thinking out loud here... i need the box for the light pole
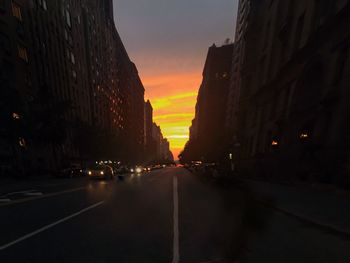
[229,152,234,172]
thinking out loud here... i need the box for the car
[129,166,143,174]
[135,166,143,174]
[87,165,114,180]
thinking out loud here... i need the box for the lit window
[12,2,22,20]
[18,46,28,62]
[19,137,26,148]
[300,133,309,139]
[13,112,21,119]
[271,140,279,146]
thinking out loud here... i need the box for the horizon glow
[114,0,238,158]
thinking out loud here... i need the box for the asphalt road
[1,167,350,262]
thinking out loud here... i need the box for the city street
[1,167,350,262]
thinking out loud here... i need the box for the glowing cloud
[143,72,200,158]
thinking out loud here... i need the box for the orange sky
[114,0,237,159]
[143,72,202,158]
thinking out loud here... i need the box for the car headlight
[100,171,104,175]
[88,171,92,175]
[130,169,134,173]
[136,167,142,173]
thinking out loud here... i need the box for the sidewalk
[240,178,350,235]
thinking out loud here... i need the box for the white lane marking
[172,176,180,263]
[0,201,105,251]
[23,192,43,196]
[0,198,11,203]
[4,190,36,196]
[0,187,86,208]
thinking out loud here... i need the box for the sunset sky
[114,0,238,158]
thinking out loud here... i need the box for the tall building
[161,138,174,162]
[0,0,147,175]
[144,100,155,161]
[0,0,34,174]
[151,122,172,162]
[225,0,255,137]
[226,0,350,183]
[123,62,145,162]
[185,43,234,161]
[152,123,162,160]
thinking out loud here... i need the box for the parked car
[87,165,114,180]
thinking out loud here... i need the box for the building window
[0,33,11,53]
[70,52,75,64]
[19,137,26,148]
[12,2,22,21]
[0,0,6,11]
[294,13,305,51]
[18,45,28,62]
[263,21,271,50]
[333,47,348,86]
[65,10,71,28]
[42,0,47,10]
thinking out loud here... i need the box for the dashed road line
[0,201,105,251]
[3,189,36,196]
[0,187,86,207]
[22,192,43,197]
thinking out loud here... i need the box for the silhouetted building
[161,138,174,162]
[152,123,162,160]
[144,100,155,161]
[186,43,234,161]
[124,62,145,163]
[151,122,172,162]
[225,0,253,137]
[0,0,147,175]
[226,0,350,184]
[0,0,35,175]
